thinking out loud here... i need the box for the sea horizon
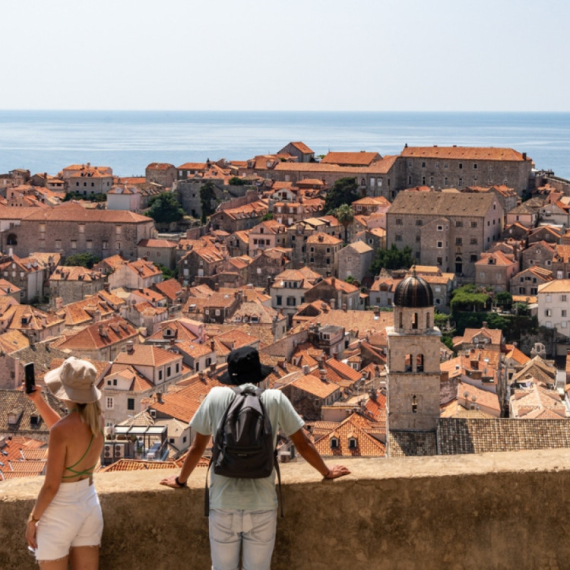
[1,110,569,179]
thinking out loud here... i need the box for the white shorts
[36,478,104,562]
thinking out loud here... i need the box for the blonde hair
[76,401,103,437]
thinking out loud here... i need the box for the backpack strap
[204,458,213,517]
[274,449,284,518]
[256,387,283,517]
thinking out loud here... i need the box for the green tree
[157,264,178,280]
[450,284,491,313]
[262,212,274,221]
[63,253,101,269]
[228,176,247,186]
[200,181,217,223]
[324,177,360,212]
[146,192,184,224]
[495,291,513,310]
[63,192,107,203]
[334,204,354,243]
[370,244,414,274]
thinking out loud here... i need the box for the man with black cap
[160,346,350,570]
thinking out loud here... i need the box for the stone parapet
[2,450,570,569]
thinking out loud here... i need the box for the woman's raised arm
[26,386,61,429]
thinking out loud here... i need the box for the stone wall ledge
[2,449,570,569]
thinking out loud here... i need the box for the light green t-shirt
[190,384,304,511]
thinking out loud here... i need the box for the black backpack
[204,386,283,516]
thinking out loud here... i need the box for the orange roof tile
[290,374,340,399]
[115,344,181,367]
[401,146,529,162]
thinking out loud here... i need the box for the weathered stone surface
[2,450,570,569]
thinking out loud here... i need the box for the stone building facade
[521,241,555,271]
[64,164,114,196]
[286,217,344,268]
[306,233,342,277]
[510,267,553,297]
[246,249,292,288]
[49,266,105,305]
[0,204,155,261]
[277,142,315,162]
[400,146,533,195]
[337,241,374,283]
[145,163,177,188]
[386,192,504,279]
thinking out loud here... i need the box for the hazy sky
[2,0,569,111]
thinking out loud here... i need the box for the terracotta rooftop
[313,414,385,457]
[538,279,570,294]
[290,374,340,399]
[153,279,183,302]
[437,418,570,454]
[114,344,181,368]
[401,146,530,162]
[389,191,498,217]
[289,142,314,154]
[137,239,178,248]
[321,151,382,166]
[53,317,138,351]
[18,202,152,223]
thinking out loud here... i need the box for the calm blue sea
[0,111,569,179]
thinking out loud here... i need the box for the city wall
[2,449,570,569]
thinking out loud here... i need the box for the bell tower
[387,270,441,432]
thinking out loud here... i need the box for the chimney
[373,305,380,316]
[329,298,336,310]
[523,152,527,161]
[319,368,327,382]
[93,309,101,323]
[210,340,216,351]
[156,392,163,404]
[98,324,104,337]
[302,364,310,375]
[482,321,488,329]
[126,341,134,354]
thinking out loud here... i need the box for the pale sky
[2,0,569,111]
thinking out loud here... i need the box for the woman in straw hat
[25,356,105,569]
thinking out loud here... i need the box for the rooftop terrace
[2,450,570,569]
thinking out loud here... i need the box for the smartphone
[24,362,35,395]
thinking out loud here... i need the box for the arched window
[412,313,418,329]
[399,311,403,329]
[405,354,412,372]
[412,395,418,413]
[416,354,424,373]
[426,313,431,329]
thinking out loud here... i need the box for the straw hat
[44,357,101,404]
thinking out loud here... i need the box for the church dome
[393,271,434,308]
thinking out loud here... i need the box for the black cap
[219,346,274,385]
